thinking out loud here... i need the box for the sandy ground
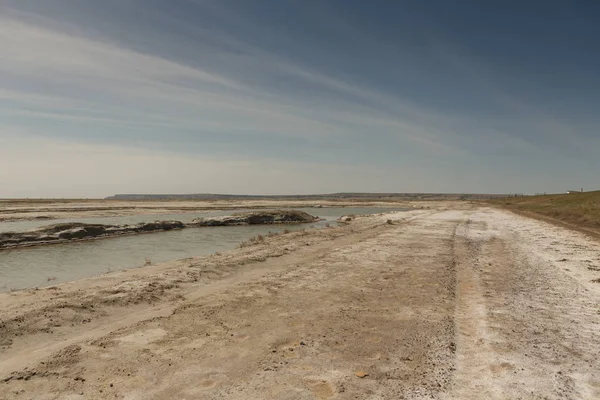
[1,203,599,399]
[0,200,417,222]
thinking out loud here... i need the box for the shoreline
[2,203,598,398]
[0,199,416,222]
[0,210,321,252]
[0,200,422,223]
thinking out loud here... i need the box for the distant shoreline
[105,192,508,201]
[0,198,424,223]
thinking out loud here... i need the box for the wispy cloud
[1,1,598,196]
[0,7,466,155]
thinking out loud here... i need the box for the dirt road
[1,205,599,399]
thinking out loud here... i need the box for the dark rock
[190,210,318,227]
[132,221,184,232]
[0,221,185,250]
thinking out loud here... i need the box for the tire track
[449,217,506,399]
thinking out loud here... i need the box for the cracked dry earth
[1,205,600,399]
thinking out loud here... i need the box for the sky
[1,0,599,197]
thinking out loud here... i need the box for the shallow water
[0,209,249,233]
[0,207,407,292]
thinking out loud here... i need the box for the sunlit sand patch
[306,379,335,399]
[116,328,167,346]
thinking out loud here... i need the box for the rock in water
[190,210,319,226]
[0,221,185,250]
[0,211,316,250]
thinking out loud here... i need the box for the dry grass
[239,229,299,248]
[489,190,600,232]
[239,234,266,248]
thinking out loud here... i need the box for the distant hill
[105,193,508,201]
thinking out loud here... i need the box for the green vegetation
[492,190,600,231]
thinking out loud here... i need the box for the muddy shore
[0,210,319,250]
[1,202,599,399]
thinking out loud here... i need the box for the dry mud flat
[1,204,600,399]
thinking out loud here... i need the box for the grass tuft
[239,234,266,248]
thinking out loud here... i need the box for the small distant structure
[566,188,584,194]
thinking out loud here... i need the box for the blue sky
[1,0,598,197]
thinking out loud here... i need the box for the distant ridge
[105,193,507,201]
